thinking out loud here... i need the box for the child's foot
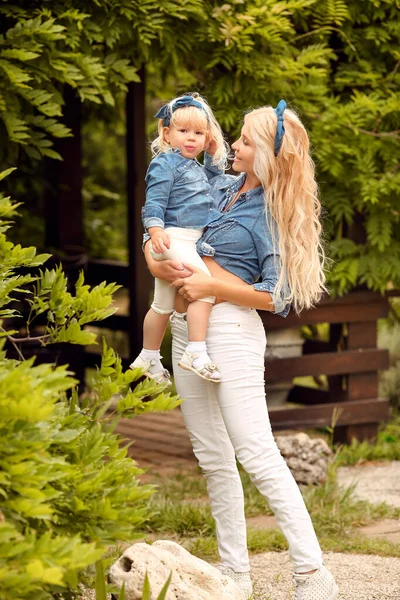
[130,352,172,387]
[178,345,221,383]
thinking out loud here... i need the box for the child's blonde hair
[151,94,228,169]
[245,105,327,314]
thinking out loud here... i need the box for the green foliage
[87,0,400,294]
[0,168,181,599]
[336,417,400,465]
[142,571,172,600]
[2,1,400,292]
[0,1,206,163]
[94,566,171,600]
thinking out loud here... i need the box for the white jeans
[170,303,323,573]
[150,227,214,314]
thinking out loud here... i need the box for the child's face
[164,123,207,159]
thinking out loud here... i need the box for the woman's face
[231,122,256,175]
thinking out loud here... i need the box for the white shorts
[150,227,214,315]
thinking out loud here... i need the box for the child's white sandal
[178,350,221,383]
[130,356,172,387]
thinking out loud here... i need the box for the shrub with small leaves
[0,168,181,599]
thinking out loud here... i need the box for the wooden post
[45,86,85,261]
[126,71,153,359]
[44,85,86,383]
[332,297,389,443]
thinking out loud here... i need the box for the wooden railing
[85,259,392,443]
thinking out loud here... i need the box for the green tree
[1,1,399,294]
[0,168,181,599]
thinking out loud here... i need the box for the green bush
[0,168,181,599]
[336,417,400,465]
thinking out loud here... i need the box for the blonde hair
[151,94,228,169]
[245,105,326,314]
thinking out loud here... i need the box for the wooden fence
[85,258,392,443]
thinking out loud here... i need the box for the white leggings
[170,303,323,573]
[150,227,214,315]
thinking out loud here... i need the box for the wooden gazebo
[45,79,391,444]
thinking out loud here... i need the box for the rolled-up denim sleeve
[253,215,291,317]
[142,155,174,230]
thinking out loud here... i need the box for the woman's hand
[153,259,193,283]
[172,264,216,301]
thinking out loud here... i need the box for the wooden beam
[126,72,153,359]
[347,322,377,350]
[269,398,390,430]
[45,85,84,255]
[86,259,130,287]
[260,298,389,330]
[43,85,85,384]
[265,348,389,382]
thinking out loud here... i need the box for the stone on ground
[108,540,244,599]
[276,432,333,485]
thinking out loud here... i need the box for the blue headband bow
[274,99,287,156]
[154,95,208,126]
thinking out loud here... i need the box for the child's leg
[143,308,170,350]
[182,300,221,382]
[186,300,212,342]
[130,276,174,384]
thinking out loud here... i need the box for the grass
[138,448,400,562]
[335,416,400,465]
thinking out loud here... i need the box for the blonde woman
[144,101,338,600]
[131,94,227,384]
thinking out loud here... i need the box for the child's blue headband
[154,95,208,126]
[274,99,287,156]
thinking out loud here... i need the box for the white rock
[276,433,333,485]
[108,540,244,599]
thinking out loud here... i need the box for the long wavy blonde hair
[245,105,326,313]
[151,93,228,169]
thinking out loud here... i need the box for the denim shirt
[197,161,290,317]
[143,153,290,317]
[142,148,220,230]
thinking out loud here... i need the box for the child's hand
[204,134,217,156]
[150,228,170,254]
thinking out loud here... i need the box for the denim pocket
[206,219,237,243]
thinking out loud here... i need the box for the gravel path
[250,551,400,600]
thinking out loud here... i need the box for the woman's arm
[172,265,276,312]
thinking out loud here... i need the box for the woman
[144,101,338,600]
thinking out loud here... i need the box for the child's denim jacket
[142,148,219,230]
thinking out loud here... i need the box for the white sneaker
[218,567,253,599]
[129,355,172,387]
[294,565,338,600]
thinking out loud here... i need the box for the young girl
[130,94,228,385]
[145,101,338,600]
